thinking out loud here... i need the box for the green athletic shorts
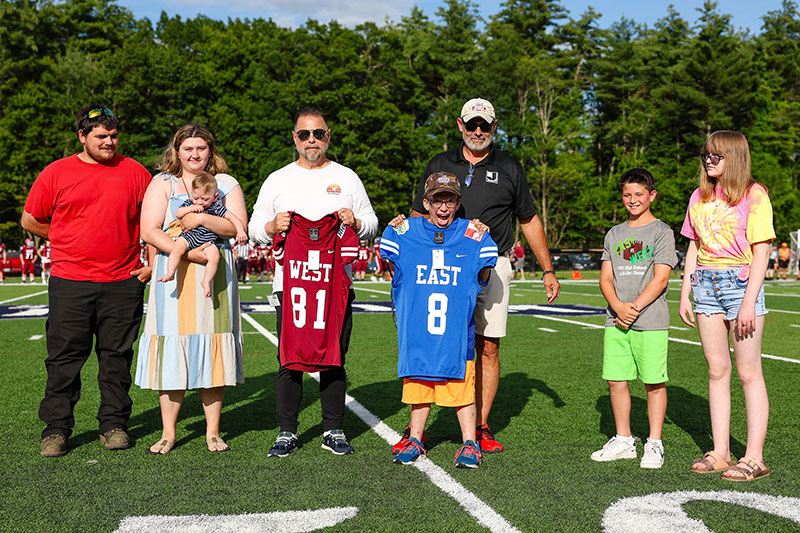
[602,327,668,384]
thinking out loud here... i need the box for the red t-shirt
[24,154,151,282]
[273,213,358,372]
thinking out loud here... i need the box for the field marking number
[115,506,358,532]
[603,490,800,532]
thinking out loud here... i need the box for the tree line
[1,0,798,248]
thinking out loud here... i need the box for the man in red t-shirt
[21,104,152,458]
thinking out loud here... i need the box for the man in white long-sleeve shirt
[250,107,378,457]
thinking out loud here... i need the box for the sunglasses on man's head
[700,153,725,165]
[464,120,494,132]
[87,108,114,119]
[294,129,329,141]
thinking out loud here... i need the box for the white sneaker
[640,439,664,469]
[591,436,637,462]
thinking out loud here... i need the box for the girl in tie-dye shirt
[679,130,775,482]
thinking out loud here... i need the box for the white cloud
[166,0,417,27]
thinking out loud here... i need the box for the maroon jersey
[357,246,370,261]
[272,213,358,372]
[22,242,36,261]
[38,243,51,262]
[139,242,148,266]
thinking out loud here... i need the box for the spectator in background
[777,242,793,280]
[0,239,6,283]
[20,237,37,283]
[37,240,51,284]
[513,240,526,280]
[233,239,251,283]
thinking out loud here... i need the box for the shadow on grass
[594,385,745,459]
[71,370,284,451]
[665,385,745,459]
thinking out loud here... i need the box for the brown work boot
[100,428,131,450]
[41,434,68,457]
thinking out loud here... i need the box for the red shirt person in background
[0,240,6,283]
[20,237,37,283]
[21,104,152,458]
[37,240,52,284]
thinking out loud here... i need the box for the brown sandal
[206,436,230,452]
[146,439,174,455]
[691,450,735,473]
[723,458,770,482]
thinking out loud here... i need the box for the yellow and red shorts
[401,359,475,407]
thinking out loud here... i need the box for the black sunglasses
[294,129,329,141]
[700,153,725,165]
[464,120,494,132]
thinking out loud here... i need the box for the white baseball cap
[460,98,495,123]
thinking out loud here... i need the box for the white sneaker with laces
[591,436,637,462]
[640,439,664,469]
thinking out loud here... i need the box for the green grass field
[1,276,799,532]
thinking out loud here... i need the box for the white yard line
[511,287,799,315]
[353,287,391,296]
[245,312,519,533]
[538,328,558,333]
[241,313,279,345]
[765,292,800,297]
[534,315,800,365]
[0,290,48,305]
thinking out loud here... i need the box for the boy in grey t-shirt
[592,168,677,469]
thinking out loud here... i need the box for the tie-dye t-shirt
[680,184,775,272]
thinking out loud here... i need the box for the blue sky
[116,0,786,33]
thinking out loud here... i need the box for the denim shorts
[691,268,766,320]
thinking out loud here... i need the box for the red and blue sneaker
[392,425,427,455]
[454,440,482,469]
[393,436,426,465]
[477,424,503,453]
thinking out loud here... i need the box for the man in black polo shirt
[404,97,561,454]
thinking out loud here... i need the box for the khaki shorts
[474,255,512,338]
[402,359,476,407]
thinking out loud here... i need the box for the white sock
[647,438,663,447]
[616,435,635,445]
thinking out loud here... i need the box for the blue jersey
[380,217,497,381]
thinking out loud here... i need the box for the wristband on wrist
[541,270,556,280]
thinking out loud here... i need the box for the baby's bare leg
[200,245,220,298]
[159,237,190,282]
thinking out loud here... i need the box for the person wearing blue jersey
[381,172,497,468]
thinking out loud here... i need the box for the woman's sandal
[691,450,736,473]
[722,457,770,482]
[146,439,175,455]
[206,436,230,452]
